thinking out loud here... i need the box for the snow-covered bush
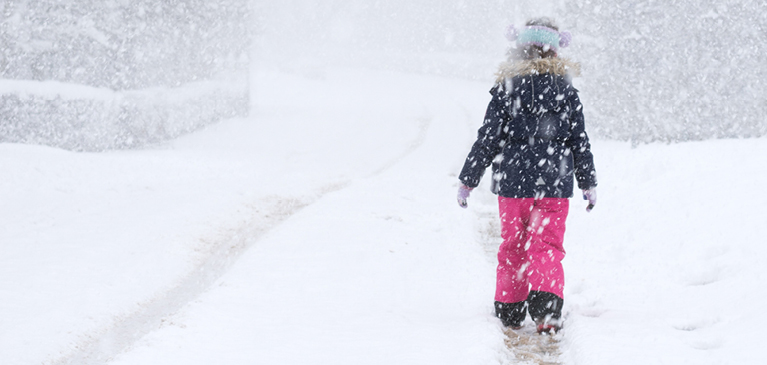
[0,0,250,151]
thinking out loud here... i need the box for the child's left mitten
[457,185,473,208]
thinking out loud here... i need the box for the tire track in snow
[369,115,431,177]
[48,194,321,365]
[48,115,432,365]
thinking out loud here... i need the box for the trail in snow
[106,70,503,365]
[48,72,441,365]
[504,329,562,365]
[370,116,431,177]
[0,67,496,365]
[1,67,479,365]
[51,195,311,365]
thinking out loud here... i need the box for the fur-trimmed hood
[495,58,581,82]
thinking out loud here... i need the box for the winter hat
[506,22,571,53]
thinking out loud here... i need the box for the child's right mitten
[582,188,597,212]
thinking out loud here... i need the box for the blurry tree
[258,0,767,143]
[563,0,767,143]
[0,0,251,151]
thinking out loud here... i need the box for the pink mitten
[457,185,473,208]
[582,188,597,212]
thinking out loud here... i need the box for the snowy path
[2,67,766,365]
[1,69,504,364]
[45,68,445,365]
[106,70,506,365]
[110,71,767,364]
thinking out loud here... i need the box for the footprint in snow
[690,338,725,350]
[683,268,723,286]
[672,317,719,332]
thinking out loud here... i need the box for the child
[456,18,597,333]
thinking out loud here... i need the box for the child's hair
[511,18,560,60]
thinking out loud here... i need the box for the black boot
[495,301,526,329]
[526,291,564,333]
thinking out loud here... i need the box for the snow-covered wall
[0,79,247,151]
[0,0,250,151]
[256,0,767,143]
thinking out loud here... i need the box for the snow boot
[527,291,563,333]
[495,301,526,329]
[536,321,561,334]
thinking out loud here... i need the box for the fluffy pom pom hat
[505,21,571,53]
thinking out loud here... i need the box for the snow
[3,1,767,364]
[0,1,249,151]
[3,65,767,364]
[0,78,248,151]
[563,139,767,364]
[0,79,118,100]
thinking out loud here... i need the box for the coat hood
[495,58,581,83]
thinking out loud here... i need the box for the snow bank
[562,139,767,364]
[0,78,248,151]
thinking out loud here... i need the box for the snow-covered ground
[564,138,767,364]
[2,66,766,364]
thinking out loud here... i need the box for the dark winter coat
[459,58,597,198]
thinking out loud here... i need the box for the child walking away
[456,18,597,334]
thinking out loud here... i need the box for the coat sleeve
[565,89,598,190]
[458,86,510,188]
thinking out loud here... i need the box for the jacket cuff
[459,177,480,189]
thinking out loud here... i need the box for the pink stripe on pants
[495,197,569,303]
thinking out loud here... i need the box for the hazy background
[0,0,250,151]
[1,0,765,149]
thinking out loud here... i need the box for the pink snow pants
[495,197,569,303]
